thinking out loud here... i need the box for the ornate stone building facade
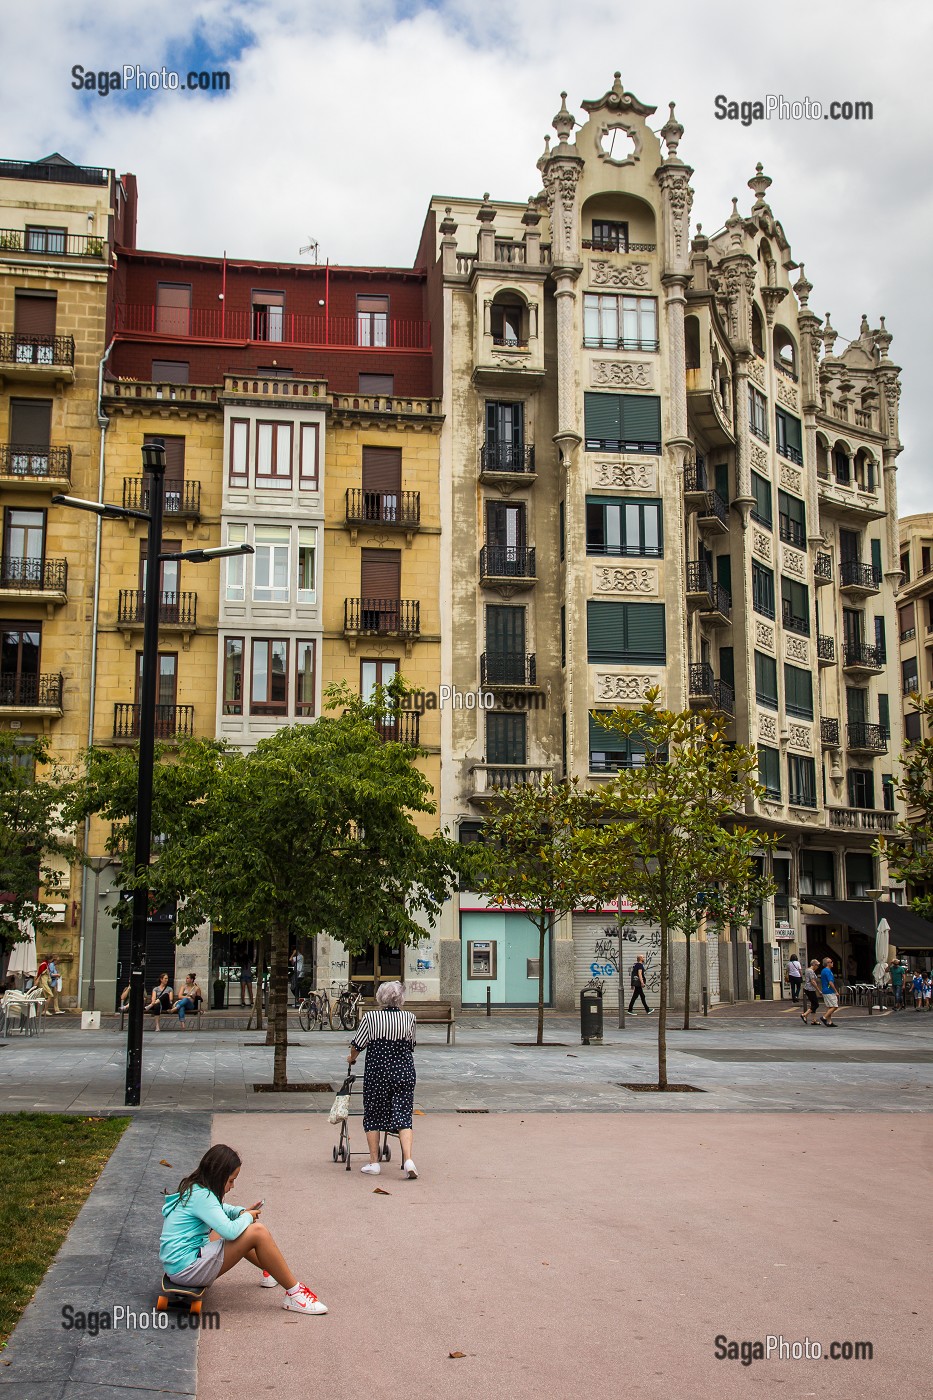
[419,76,906,1010]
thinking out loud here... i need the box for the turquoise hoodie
[160,1183,252,1274]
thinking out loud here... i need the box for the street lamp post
[54,441,252,1106]
[85,855,115,1014]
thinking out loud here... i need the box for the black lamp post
[54,440,252,1105]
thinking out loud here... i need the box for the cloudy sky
[4,0,928,509]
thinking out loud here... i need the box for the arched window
[773,325,797,377]
[751,304,765,358]
[490,293,527,347]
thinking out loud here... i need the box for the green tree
[589,696,775,1087]
[70,686,462,1087]
[877,694,933,916]
[0,734,77,949]
[470,774,619,1045]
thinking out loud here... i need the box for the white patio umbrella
[6,923,38,983]
[873,916,891,986]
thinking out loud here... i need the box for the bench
[358,999,456,1044]
[119,998,203,1031]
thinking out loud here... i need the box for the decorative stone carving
[594,673,662,703]
[782,548,805,579]
[593,565,657,595]
[787,723,812,752]
[750,443,769,472]
[590,260,650,290]
[755,620,775,652]
[719,260,757,341]
[784,635,809,664]
[656,166,694,260]
[776,376,799,411]
[752,529,772,563]
[758,713,778,741]
[591,458,658,490]
[747,357,765,388]
[591,360,654,390]
[779,462,802,495]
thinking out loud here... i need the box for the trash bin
[581,986,603,1044]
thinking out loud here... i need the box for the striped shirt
[351,1007,417,1049]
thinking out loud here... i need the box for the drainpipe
[76,337,115,1007]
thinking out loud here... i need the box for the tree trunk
[255,940,265,1032]
[271,919,290,1088]
[658,913,669,1089]
[264,936,275,1045]
[536,918,548,1046]
[683,930,691,1032]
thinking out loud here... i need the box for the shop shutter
[9,399,52,446]
[361,446,402,494]
[14,293,56,335]
[360,548,401,600]
[571,912,662,1010]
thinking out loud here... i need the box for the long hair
[173,1144,241,1208]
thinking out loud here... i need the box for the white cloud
[3,0,928,507]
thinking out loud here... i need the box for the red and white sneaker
[260,1271,278,1288]
[282,1284,328,1315]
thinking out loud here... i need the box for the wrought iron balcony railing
[778,514,806,549]
[847,723,887,752]
[842,642,882,670]
[0,332,75,367]
[344,598,421,637]
[0,557,67,591]
[781,601,810,637]
[375,711,421,745]
[122,478,201,515]
[0,443,71,479]
[817,635,836,663]
[480,652,537,687]
[479,545,536,581]
[821,717,840,746]
[0,673,63,708]
[839,560,881,591]
[814,552,833,583]
[345,489,421,528]
[113,703,195,741]
[479,442,535,474]
[0,228,106,258]
[117,590,198,627]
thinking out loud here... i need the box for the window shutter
[716,555,732,593]
[623,602,665,660]
[870,538,883,580]
[846,686,867,723]
[587,601,625,662]
[361,446,402,494]
[619,395,661,444]
[878,693,890,736]
[14,293,57,335]
[584,393,622,443]
[487,712,526,765]
[755,651,778,707]
[785,664,812,718]
[360,548,401,600]
[719,646,734,688]
[486,605,524,655]
[9,398,52,446]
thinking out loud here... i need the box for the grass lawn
[0,1113,129,1347]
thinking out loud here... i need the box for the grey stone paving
[0,1113,212,1400]
[1,1009,930,1114]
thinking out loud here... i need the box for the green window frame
[784,663,813,720]
[775,409,803,464]
[752,561,775,619]
[588,711,647,773]
[754,650,778,710]
[750,470,772,527]
[788,754,817,808]
[584,393,662,454]
[777,489,806,547]
[585,496,663,557]
[748,385,769,441]
[781,576,810,636]
[586,601,666,665]
[758,745,781,801]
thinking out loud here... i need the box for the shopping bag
[328,1094,350,1124]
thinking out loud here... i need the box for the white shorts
[165,1237,224,1287]
[823,993,839,1009]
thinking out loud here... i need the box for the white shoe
[282,1284,327,1315]
[360,1162,381,1175]
[404,1159,418,1179]
[260,1271,278,1288]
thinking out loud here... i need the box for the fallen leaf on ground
[414,1109,426,1116]
[449,1352,466,1359]
[373,1187,391,1195]
[159,1159,173,1168]
[542,1261,549,1266]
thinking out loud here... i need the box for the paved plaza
[1,1010,930,1399]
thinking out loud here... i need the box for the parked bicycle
[297,983,362,1032]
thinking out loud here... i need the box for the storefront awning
[804,899,933,950]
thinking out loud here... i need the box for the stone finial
[822,313,838,356]
[552,91,575,146]
[874,315,893,359]
[522,196,541,228]
[793,262,812,308]
[439,206,458,238]
[660,101,684,160]
[537,133,552,167]
[477,192,496,224]
[748,161,772,208]
[691,221,709,253]
[725,196,743,245]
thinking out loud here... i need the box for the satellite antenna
[299,236,319,263]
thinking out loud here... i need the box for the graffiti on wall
[589,925,662,992]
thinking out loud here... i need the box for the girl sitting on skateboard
[160,1144,326,1314]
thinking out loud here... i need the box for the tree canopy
[0,733,77,948]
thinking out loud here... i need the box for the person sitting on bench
[175,974,203,1028]
[143,974,173,1030]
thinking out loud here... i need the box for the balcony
[777,442,804,466]
[781,601,810,638]
[839,560,881,597]
[817,476,886,523]
[688,662,735,716]
[686,562,731,625]
[117,590,198,640]
[479,442,536,485]
[827,807,895,833]
[814,552,833,585]
[846,722,888,754]
[842,642,883,675]
[581,237,656,253]
[114,304,431,350]
[778,515,806,550]
[0,332,75,383]
[480,652,538,689]
[122,478,201,522]
[821,717,840,748]
[0,157,108,186]
[0,557,67,609]
[470,764,557,802]
[0,443,71,488]
[817,635,836,666]
[345,489,421,543]
[479,545,536,591]
[684,469,729,535]
[113,703,195,742]
[375,711,421,745]
[903,674,919,696]
[0,673,63,716]
[344,598,421,653]
[0,228,106,260]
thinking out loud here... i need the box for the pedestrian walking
[628,954,652,1015]
[800,959,821,1024]
[889,958,906,1010]
[911,969,925,1011]
[819,957,839,1027]
[160,1144,327,1314]
[239,958,254,1008]
[289,948,304,1008]
[787,951,803,1003]
[346,981,419,1179]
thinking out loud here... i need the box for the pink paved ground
[199,1113,929,1400]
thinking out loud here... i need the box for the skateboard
[156,1273,206,1314]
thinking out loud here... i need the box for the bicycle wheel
[317,995,331,1031]
[338,996,359,1031]
[298,1000,311,1032]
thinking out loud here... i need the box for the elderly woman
[347,981,418,1179]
